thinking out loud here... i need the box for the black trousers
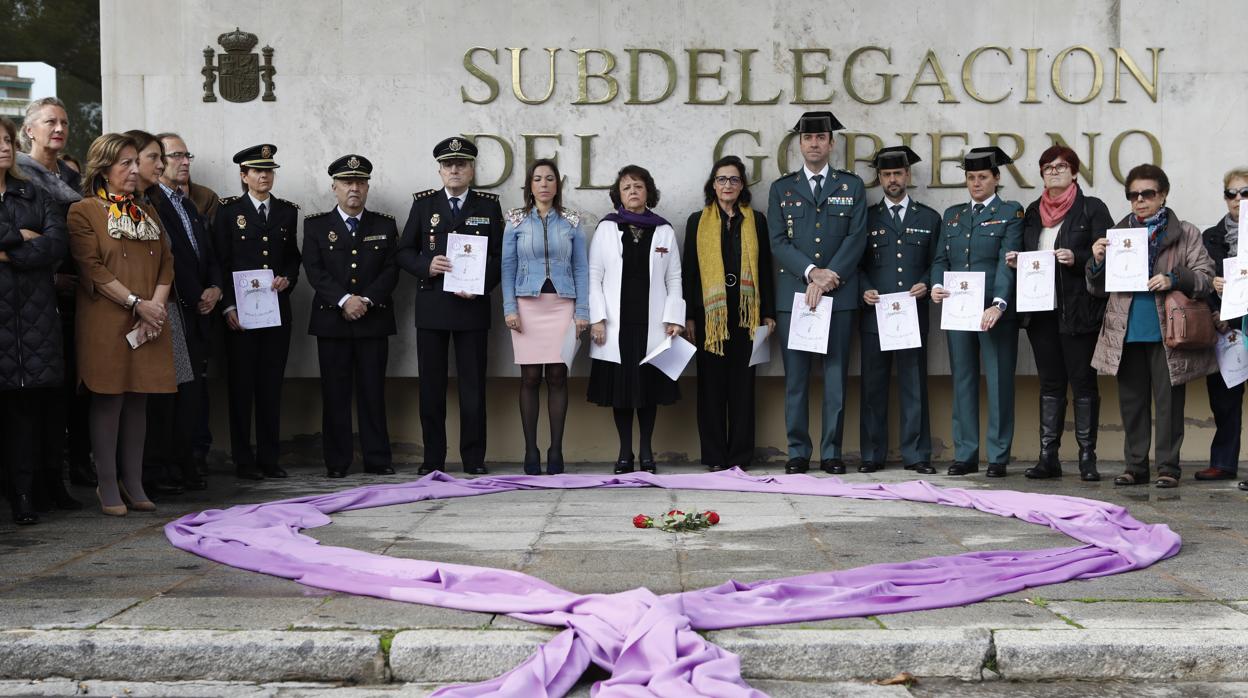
[1026,311,1099,400]
[145,358,207,478]
[317,337,392,472]
[225,322,292,468]
[1,388,52,501]
[1206,372,1243,474]
[417,327,487,467]
[54,312,90,467]
[695,326,756,467]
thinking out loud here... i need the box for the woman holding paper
[1205,167,1248,488]
[501,159,590,476]
[682,156,775,472]
[587,165,685,474]
[1007,145,1113,481]
[1087,164,1216,488]
[68,132,176,515]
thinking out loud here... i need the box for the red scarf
[1039,183,1078,228]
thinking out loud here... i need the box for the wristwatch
[125,293,140,310]
[993,300,1008,312]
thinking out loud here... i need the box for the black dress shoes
[639,459,657,473]
[913,462,937,475]
[903,463,918,471]
[1239,480,1248,491]
[614,458,635,474]
[326,467,348,479]
[784,457,809,474]
[986,463,1008,478]
[858,461,882,474]
[13,494,38,525]
[464,464,489,475]
[821,459,846,475]
[708,463,730,472]
[236,466,265,481]
[947,461,979,476]
[364,465,396,475]
[417,464,443,476]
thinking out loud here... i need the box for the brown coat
[67,198,176,395]
[1086,209,1217,386]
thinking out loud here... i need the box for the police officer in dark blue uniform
[930,146,1024,478]
[213,143,301,480]
[767,111,869,475]
[396,137,503,476]
[302,155,400,478]
[858,146,941,475]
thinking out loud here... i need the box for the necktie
[347,217,359,235]
[449,197,461,217]
[810,174,823,197]
[172,192,201,258]
[973,202,985,216]
[258,202,268,220]
[890,204,902,227]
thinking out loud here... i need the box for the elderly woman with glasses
[682,156,775,472]
[1206,167,1248,490]
[1087,164,1216,488]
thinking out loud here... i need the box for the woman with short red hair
[1008,145,1114,481]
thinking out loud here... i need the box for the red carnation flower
[706,511,720,525]
[633,514,653,529]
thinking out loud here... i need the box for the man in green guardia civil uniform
[930,146,1024,478]
[858,146,941,475]
[767,111,868,475]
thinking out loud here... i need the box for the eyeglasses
[1224,187,1248,200]
[165,152,195,161]
[714,176,743,186]
[1041,163,1071,175]
[1126,189,1159,202]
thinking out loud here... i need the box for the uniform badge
[431,213,441,227]
[841,183,848,191]
[786,218,794,239]
[328,231,338,242]
[347,155,360,169]
[449,138,462,152]
[236,214,247,229]
[261,145,272,158]
[428,234,436,250]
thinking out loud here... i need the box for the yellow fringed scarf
[696,203,760,355]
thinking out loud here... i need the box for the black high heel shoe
[523,449,541,476]
[546,449,564,476]
[639,458,657,474]
[613,457,635,474]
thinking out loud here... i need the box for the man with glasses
[157,133,219,222]
[396,137,503,476]
[1199,167,1248,486]
[767,111,868,475]
[858,146,941,475]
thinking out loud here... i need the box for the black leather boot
[1025,395,1065,479]
[1074,395,1101,481]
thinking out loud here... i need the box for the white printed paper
[875,292,922,351]
[940,271,986,332]
[639,334,696,381]
[1216,329,1248,388]
[232,269,281,329]
[1221,256,1248,321]
[748,324,772,367]
[786,293,833,354]
[1016,250,1056,313]
[560,321,581,369]
[442,233,487,295]
[1105,227,1149,293]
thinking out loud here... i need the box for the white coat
[588,220,685,363]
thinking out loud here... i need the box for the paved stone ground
[1,455,1246,696]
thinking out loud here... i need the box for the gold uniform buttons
[351,263,358,269]
[351,250,358,255]
[815,237,821,243]
[262,250,269,256]
[262,264,269,269]
[814,253,822,260]
[897,267,903,272]
[896,252,902,258]
[262,236,268,242]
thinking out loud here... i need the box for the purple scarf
[166,471,1180,697]
[602,207,670,229]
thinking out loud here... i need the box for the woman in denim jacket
[501,159,589,475]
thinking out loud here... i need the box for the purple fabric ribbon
[165,470,1180,697]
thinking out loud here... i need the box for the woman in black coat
[0,117,68,524]
[1007,145,1113,481]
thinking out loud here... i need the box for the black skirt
[587,325,681,408]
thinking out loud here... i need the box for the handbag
[1164,290,1217,349]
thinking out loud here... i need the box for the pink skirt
[511,294,575,365]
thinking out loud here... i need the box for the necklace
[629,225,643,244]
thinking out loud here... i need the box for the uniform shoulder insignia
[304,210,331,221]
[560,207,581,227]
[476,191,499,201]
[274,196,299,210]
[413,189,436,201]
[218,195,239,205]
[371,211,395,220]
[505,207,526,227]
